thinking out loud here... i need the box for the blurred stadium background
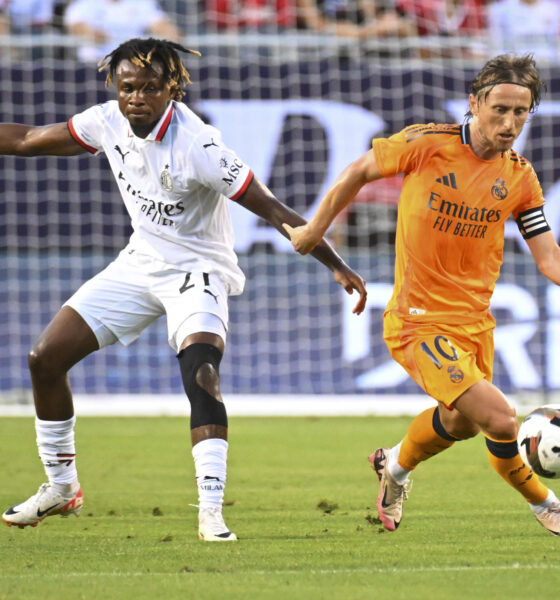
[1,5,560,415]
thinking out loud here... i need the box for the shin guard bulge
[485,437,549,504]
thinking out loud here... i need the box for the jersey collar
[128,101,174,142]
[460,123,471,145]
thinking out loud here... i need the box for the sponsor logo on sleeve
[221,158,245,186]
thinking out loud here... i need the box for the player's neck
[468,121,500,161]
[130,123,154,139]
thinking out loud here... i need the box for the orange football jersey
[372,123,546,326]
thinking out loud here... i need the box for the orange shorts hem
[384,313,493,407]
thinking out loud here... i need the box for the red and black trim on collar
[67,118,97,154]
[230,171,254,201]
[154,103,174,142]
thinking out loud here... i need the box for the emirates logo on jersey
[491,178,508,201]
[160,164,173,192]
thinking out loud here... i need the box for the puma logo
[203,138,218,149]
[114,145,130,163]
[204,289,218,303]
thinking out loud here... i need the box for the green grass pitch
[1,416,559,599]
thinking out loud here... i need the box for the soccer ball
[517,405,560,479]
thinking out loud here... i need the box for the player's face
[115,59,177,138]
[468,84,532,160]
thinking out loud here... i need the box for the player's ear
[168,83,181,101]
[468,94,478,117]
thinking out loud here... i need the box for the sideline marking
[2,563,559,578]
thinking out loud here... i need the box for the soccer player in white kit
[1,38,367,541]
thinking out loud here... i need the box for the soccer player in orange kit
[284,53,560,536]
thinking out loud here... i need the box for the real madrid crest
[491,178,508,201]
[160,164,173,192]
[447,365,464,383]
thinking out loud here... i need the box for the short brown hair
[467,54,545,117]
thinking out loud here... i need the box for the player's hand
[282,223,321,255]
[333,266,367,315]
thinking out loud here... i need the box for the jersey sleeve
[188,126,254,200]
[513,165,550,239]
[67,105,104,155]
[372,124,437,177]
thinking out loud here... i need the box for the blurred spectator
[0,7,9,34]
[52,0,69,31]
[158,0,197,35]
[331,176,402,248]
[64,0,182,62]
[296,0,416,38]
[487,0,560,63]
[396,0,486,57]
[0,0,54,34]
[396,0,485,36]
[205,0,297,32]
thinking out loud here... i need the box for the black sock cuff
[177,343,223,366]
[432,407,461,442]
[485,437,519,459]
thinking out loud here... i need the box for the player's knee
[447,420,480,440]
[28,344,64,380]
[436,405,479,440]
[194,362,222,402]
[484,412,519,441]
[177,343,227,429]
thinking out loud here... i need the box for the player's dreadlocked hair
[466,54,545,118]
[98,38,201,100]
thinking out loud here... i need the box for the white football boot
[370,447,411,531]
[3,483,83,529]
[198,507,237,541]
[533,501,560,536]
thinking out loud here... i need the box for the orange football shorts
[383,312,494,407]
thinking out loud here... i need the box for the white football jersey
[68,100,254,295]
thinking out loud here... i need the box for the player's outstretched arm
[526,230,560,285]
[0,122,86,156]
[283,149,383,255]
[235,176,367,314]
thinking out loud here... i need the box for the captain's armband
[516,206,551,240]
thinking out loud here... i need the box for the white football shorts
[64,249,229,353]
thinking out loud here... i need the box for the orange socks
[395,408,550,505]
[397,407,458,471]
[485,438,549,504]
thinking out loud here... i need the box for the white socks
[192,438,228,510]
[530,489,560,514]
[387,442,411,485]
[35,416,79,488]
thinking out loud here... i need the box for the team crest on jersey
[491,178,508,201]
[160,164,173,192]
[447,365,464,383]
